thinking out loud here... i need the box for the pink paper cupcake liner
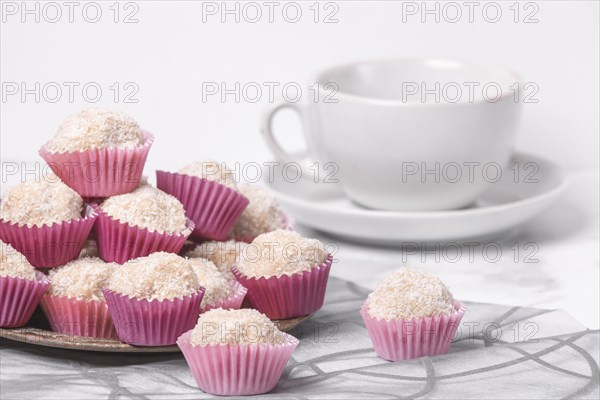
[232,254,332,319]
[102,288,205,346]
[199,281,247,313]
[40,294,116,339]
[39,132,154,198]
[156,171,249,241]
[232,212,295,243]
[92,204,194,264]
[0,272,50,328]
[0,205,97,268]
[360,300,466,361]
[177,330,298,395]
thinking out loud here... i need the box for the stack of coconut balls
[0,109,332,395]
[0,109,467,396]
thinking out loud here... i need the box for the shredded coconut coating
[190,308,284,346]
[0,176,83,227]
[367,268,455,320]
[185,240,247,278]
[100,186,188,234]
[236,230,328,278]
[0,240,36,280]
[108,252,200,300]
[178,161,238,190]
[49,257,116,301]
[188,258,234,307]
[230,184,285,239]
[47,109,144,153]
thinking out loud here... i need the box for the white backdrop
[1,1,598,168]
[1,1,599,327]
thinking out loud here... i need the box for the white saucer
[264,152,568,244]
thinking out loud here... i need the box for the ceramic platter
[0,309,310,353]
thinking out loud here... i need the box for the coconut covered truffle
[107,252,200,301]
[100,186,188,234]
[230,184,285,239]
[188,258,234,307]
[190,308,284,346]
[178,161,237,190]
[49,257,116,301]
[46,109,144,153]
[0,240,36,281]
[0,176,83,227]
[367,268,455,320]
[185,240,247,277]
[236,230,328,278]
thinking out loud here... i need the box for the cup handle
[261,100,311,166]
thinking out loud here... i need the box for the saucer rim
[265,151,568,219]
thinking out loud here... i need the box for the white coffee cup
[261,58,522,211]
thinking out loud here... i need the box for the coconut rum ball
[178,160,238,190]
[47,109,144,153]
[0,176,83,227]
[185,240,247,277]
[230,184,285,239]
[236,229,328,278]
[107,252,200,301]
[188,258,234,307]
[100,186,188,234]
[190,308,284,346]
[48,257,116,301]
[0,240,36,281]
[367,268,455,320]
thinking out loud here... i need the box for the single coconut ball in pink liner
[366,268,456,321]
[230,184,286,240]
[178,160,238,190]
[235,229,328,278]
[0,175,83,227]
[107,252,200,301]
[100,186,189,234]
[46,109,145,153]
[190,308,285,346]
[188,258,235,308]
[185,240,248,278]
[0,240,36,281]
[48,257,116,301]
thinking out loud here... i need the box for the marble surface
[1,277,598,399]
[0,278,600,399]
[0,168,598,399]
[319,169,600,330]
